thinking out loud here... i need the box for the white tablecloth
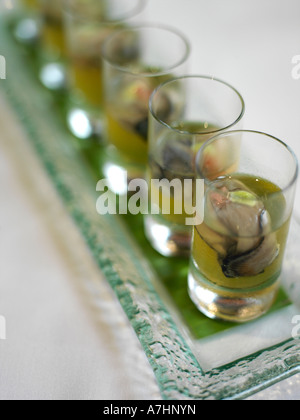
[0,0,300,400]
[0,96,161,400]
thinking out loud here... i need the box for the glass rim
[101,23,191,77]
[196,129,299,196]
[63,0,147,24]
[149,75,245,135]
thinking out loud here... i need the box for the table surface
[0,0,300,400]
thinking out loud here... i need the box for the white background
[0,0,300,400]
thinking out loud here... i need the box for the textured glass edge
[1,16,300,400]
[0,17,204,400]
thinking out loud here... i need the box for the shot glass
[63,0,146,140]
[102,25,190,194]
[188,130,298,323]
[39,0,67,90]
[145,76,245,257]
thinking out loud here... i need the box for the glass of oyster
[63,0,146,140]
[189,130,299,323]
[101,24,190,193]
[145,76,245,257]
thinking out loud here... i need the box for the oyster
[162,138,194,178]
[149,135,194,182]
[202,178,279,278]
[118,80,173,141]
[154,92,173,122]
[134,117,149,141]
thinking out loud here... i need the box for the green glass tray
[1,13,300,400]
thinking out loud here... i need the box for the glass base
[67,107,105,142]
[102,146,146,195]
[39,62,67,91]
[144,214,192,258]
[188,260,280,323]
[14,17,40,45]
